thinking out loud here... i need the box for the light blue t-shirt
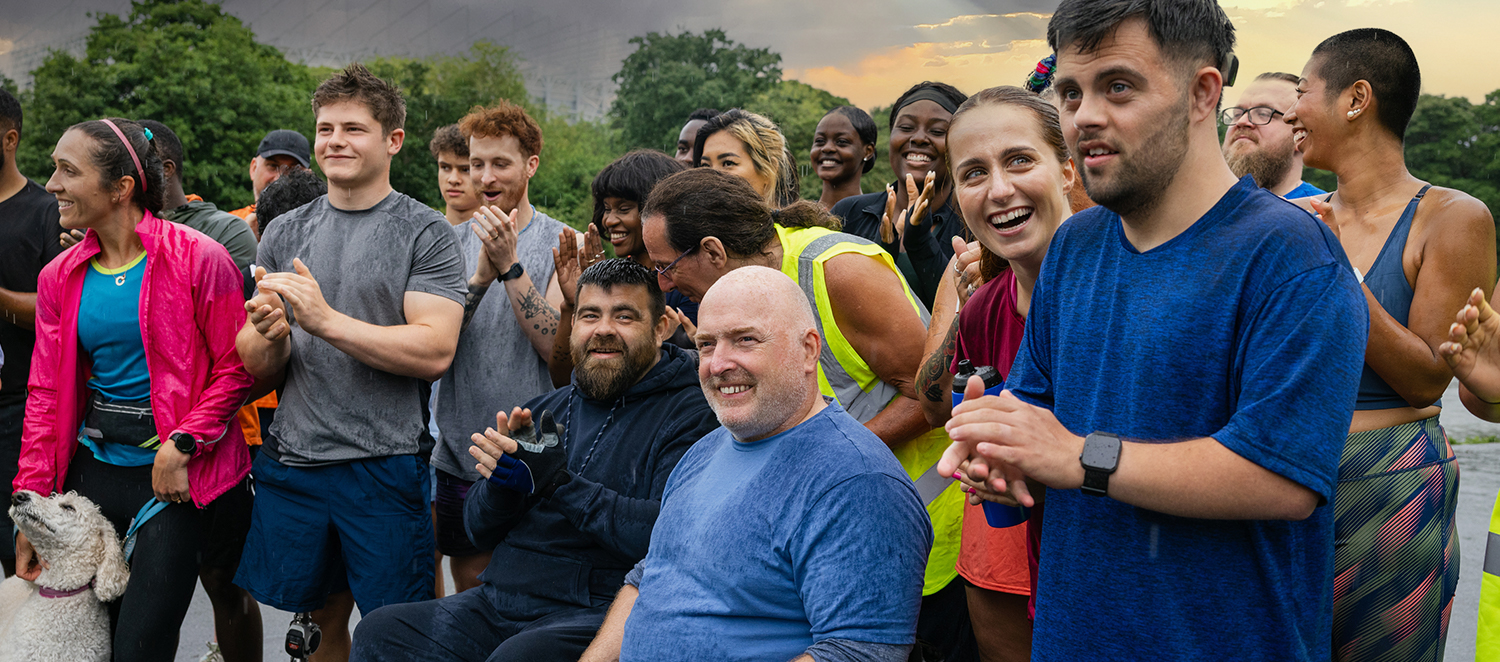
[78,252,156,466]
[620,404,931,662]
[1008,176,1367,660]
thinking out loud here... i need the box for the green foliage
[367,42,530,212]
[609,29,781,152]
[529,114,618,231]
[865,106,896,195]
[17,0,316,209]
[744,80,849,201]
[1406,92,1500,221]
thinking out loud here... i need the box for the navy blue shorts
[234,452,434,615]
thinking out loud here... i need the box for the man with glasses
[1220,72,1325,199]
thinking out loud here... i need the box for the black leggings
[64,451,203,662]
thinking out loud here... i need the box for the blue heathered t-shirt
[620,404,931,662]
[1008,176,1366,660]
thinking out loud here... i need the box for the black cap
[257,130,310,168]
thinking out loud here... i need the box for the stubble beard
[1077,94,1192,219]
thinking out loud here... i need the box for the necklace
[561,391,621,475]
[115,273,127,286]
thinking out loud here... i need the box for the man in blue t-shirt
[937,2,1367,660]
[580,266,932,662]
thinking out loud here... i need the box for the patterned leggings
[1333,416,1459,662]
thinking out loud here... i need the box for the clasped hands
[937,375,1087,508]
[246,258,339,340]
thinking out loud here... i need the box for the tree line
[4,0,1496,231]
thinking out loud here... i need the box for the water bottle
[952,360,1029,528]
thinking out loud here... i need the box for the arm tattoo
[462,281,491,331]
[518,285,560,335]
[918,313,961,403]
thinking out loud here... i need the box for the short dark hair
[459,99,544,158]
[644,168,838,259]
[257,167,327,234]
[1311,28,1421,140]
[889,82,968,130]
[312,63,407,135]
[591,150,685,237]
[136,119,184,181]
[576,258,665,321]
[825,106,879,174]
[429,124,469,159]
[1256,72,1301,86]
[1047,0,1235,76]
[71,118,166,214]
[0,88,22,138]
[687,108,721,122]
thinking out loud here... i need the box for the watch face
[1081,434,1121,470]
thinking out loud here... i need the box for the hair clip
[1025,54,1057,94]
[143,127,154,141]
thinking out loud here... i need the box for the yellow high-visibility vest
[776,223,963,596]
[1479,490,1500,659]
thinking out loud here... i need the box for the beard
[701,364,814,441]
[1076,94,1191,219]
[572,332,658,402]
[1224,136,1295,190]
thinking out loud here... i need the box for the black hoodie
[465,343,719,610]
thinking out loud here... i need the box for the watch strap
[1079,432,1121,497]
[499,262,525,281]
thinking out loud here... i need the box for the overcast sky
[2,0,1494,112]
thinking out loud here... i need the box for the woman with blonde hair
[691,108,800,207]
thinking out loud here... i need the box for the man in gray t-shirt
[236,64,466,637]
[430,100,571,592]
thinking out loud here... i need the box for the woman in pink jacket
[13,117,252,662]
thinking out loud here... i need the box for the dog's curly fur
[0,490,129,662]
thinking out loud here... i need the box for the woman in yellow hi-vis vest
[641,167,972,657]
[1440,288,1500,659]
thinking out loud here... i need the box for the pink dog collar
[38,580,93,599]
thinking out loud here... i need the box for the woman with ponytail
[14,118,253,661]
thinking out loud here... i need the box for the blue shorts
[234,452,434,615]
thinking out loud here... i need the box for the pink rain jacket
[17,210,253,507]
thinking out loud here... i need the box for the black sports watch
[498,262,525,282]
[1079,432,1121,497]
[170,431,199,455]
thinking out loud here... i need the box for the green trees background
[8,0,1498,231]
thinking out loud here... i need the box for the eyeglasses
[1219,106,1285,126]
[654,246,699,279]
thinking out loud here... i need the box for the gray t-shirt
[431,207,567,480]
[257,191,467,465]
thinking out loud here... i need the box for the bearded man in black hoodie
[350,259,719,662]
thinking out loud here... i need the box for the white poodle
[0,490,130,662]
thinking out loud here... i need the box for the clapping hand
[554,225,606,310]
[1441,287,1500,403]
[880,171,936,244]
[470,407,570,496]
[471,206,522,283]
[255,259,339,338]
[952,237,984,307]
[245,266,291,342]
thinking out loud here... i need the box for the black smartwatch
[1079,432,1121,497]
[170,431,198,455]
[498,262,525,282]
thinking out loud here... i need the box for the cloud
[790,39,1054,109]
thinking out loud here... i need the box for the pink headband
[99,119,145,193]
